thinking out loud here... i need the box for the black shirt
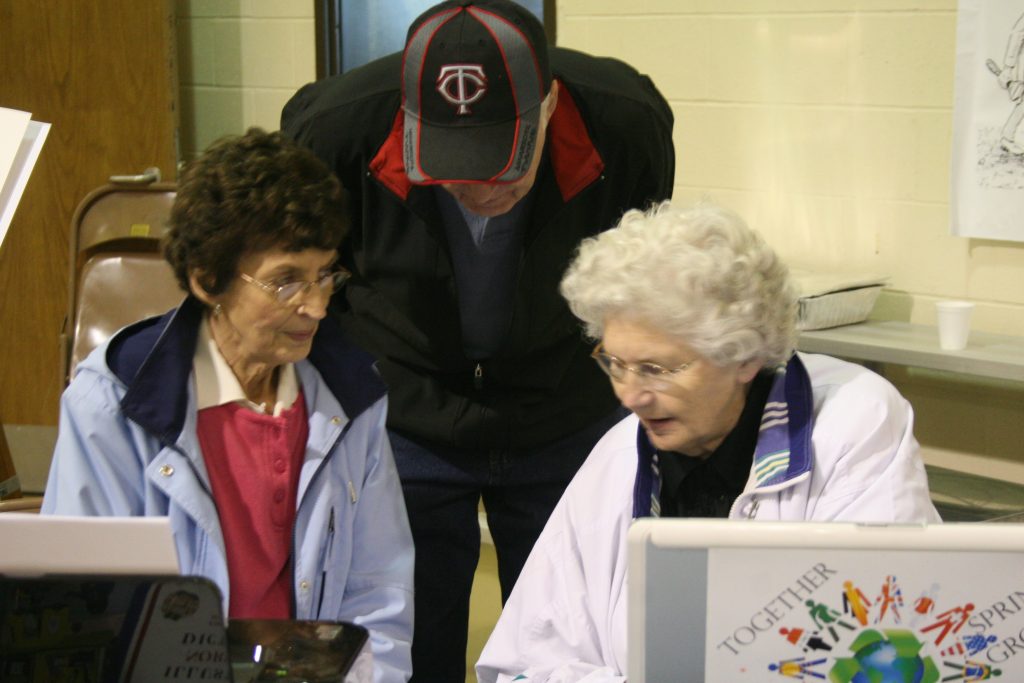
[658,371,774,518]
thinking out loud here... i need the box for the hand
[1011,80,1024,102]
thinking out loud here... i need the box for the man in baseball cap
[283,1,674,678]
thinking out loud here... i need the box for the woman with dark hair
[43,129,414,682]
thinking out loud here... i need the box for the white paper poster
[705,547,1022,681]
[0,107,50,251]
[951,1,1024,241]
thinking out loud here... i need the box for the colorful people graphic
[874,575,904,624]
[910,583,941,628]
[780,627,833,653]
[942,659,1002,681]
[842,581,872,626]
[961,634,997,657]
[806,599,856,642]
[765,580,993,683]
[922,603,976,646]
[769,656,828,679]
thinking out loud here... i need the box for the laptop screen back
[1,575,229,682]
[0,575,371,682]
[628,519,1024,682]
[0,516,371,681]
[0,513,179,576]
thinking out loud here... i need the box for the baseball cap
[402,0,552,184]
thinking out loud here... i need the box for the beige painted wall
[176,0,315,161]
[176,1,1024,482]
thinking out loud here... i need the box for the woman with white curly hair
[476,201,939,683]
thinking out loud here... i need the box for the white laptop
[0,514,372,681]
[628,518,1024,682]
[0,513,179,576]
[0,573,372,682]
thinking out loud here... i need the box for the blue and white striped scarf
[632,354,814,518]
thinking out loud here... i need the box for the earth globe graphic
[830,629,939,683]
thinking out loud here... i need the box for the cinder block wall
[176,0,315,161]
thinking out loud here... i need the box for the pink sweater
[197,393,308,618]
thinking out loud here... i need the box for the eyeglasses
[590,344,695,389]
[240,268,351,305]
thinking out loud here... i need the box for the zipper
[728,492,759,520]
[317,507,335,618]
[474,363,484,390]
[291,419,353,618]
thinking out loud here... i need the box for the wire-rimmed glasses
[590,343,695,389]
[240,268,351,305]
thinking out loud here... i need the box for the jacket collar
[107,296,386,444]
[632,354,814,518]
[367,79,605,204]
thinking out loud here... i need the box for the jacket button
[159,465,174,477]
[331,416,341,425]
[299,580,310,591]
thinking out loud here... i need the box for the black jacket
[282,47,674,451]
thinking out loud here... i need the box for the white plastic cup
[935,301,975,351]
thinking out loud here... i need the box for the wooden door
[0,1,178,426]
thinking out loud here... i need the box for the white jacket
[476,353,940,683]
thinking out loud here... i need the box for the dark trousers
[389,407,628,683]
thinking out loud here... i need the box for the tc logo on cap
[436,64,488,115]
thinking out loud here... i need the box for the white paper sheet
[0,107,31,191]
[951,0,1024,241]
[0,107,50,251]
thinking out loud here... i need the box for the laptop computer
[0,513,179,576]
[0,514,370,682]
[628,518,1024,682]
[0,574,370,682]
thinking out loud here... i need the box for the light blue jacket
[43,297,414,683]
